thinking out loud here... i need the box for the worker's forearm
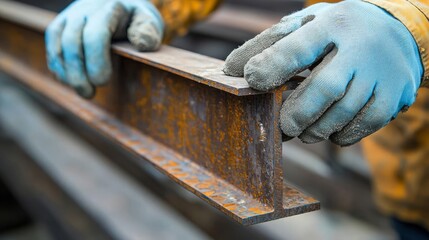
[150,0,222,41]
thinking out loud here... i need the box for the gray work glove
[46,0,164,98]
[223,1,423,146]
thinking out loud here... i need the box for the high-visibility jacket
[154,0,429,229]
[150,0,220,40]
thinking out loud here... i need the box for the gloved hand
[46,0,164,98]
[223,0,423,146]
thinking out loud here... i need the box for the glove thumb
[127,3,164,51]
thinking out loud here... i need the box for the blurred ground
[0,206,396,240]
[253,210,396,240]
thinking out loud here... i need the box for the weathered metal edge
[0,52,319,225]
[111,44,260,96]
[112,44,303,96]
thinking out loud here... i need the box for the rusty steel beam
[0,0,319,225]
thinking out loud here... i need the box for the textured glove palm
[224,0,423,146]
[45,0,164,98]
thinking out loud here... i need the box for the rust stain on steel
[97,57,281,206]
[0,3,319,226]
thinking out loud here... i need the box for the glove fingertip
[298,133,324,144]
[280,102,303,137]
[329,134,360,147]
[128,20,163,51]
[65,70,95,98]
[222,63,244,77]
[244,59,279,91]
[75,85,96,99]
[224,46,255,77]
